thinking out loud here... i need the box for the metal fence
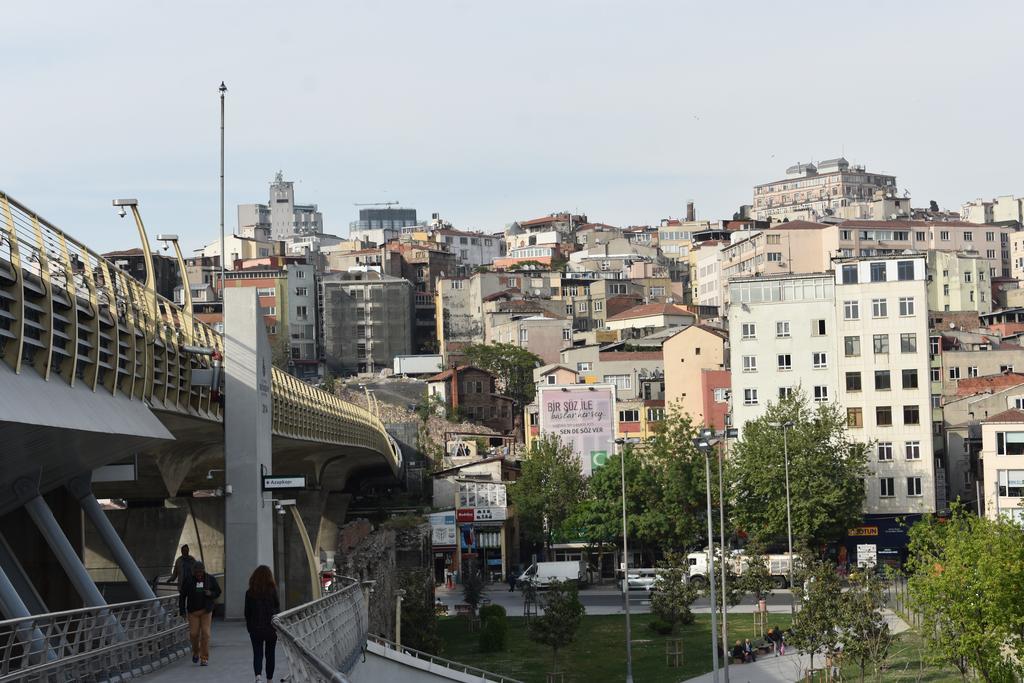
[886,574,923,629]
[366,634,525,683]
[273,577,368,683]
[0,594,186,682]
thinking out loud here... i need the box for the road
[437,583,796,616]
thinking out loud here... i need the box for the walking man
[179,561,221,666]
[169,545,196,591]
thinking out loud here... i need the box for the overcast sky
[3,1,1022,254]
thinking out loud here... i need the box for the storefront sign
[457,508,475,523]
[457,507,506,522]
[848,526,879,537]
[537,384,616,476]
[857,544,878,568]
[428,511,457,547]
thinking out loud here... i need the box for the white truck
[516,560,588,589]
[685,550,795,588]
[392,354,444,376]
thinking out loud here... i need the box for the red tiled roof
[520,214,568,227]
[426,365,495,382]
[606,302,694,322]
[954,373,1024,397]
[983,409,1024,424]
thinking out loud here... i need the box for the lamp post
[695,432,720,683]
[615,437,634,683]
[218,81,227,301]
[779,420,796,616]
[716,435,730,683]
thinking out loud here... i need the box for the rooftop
[982,409,1024,424]
[605,302,694,322]
[954,373,1024,397]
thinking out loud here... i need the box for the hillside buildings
[752,158,898,222]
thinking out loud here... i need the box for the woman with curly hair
[244,565,280,683]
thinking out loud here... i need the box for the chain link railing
[273,577,368,683]
[366,634,525,683]
[0,594,186,682]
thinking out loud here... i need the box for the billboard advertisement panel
[537,384,616,476]
[428,511,457,547]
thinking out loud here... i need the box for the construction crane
[353,201,400,207]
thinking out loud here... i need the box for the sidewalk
[144,619,290,682]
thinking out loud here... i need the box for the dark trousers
[249,629,277,678]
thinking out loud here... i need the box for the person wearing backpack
[245,565,280,683]
[179,561,221,666]
[169,545,196,591]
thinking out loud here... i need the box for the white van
[517,560,588,589]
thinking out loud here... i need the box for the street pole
[219,81,227,301]
[395,589,405,648]
[782,423,795,617]
[619,441,634,683]
[717,441,729,683]
[704,448,720,682]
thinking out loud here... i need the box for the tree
[320,373,337,395]
[726,391,869,548]
[905,508,1024,682]
[840,568,893,683]
[463,342,542,409]
[738,540,774,602]
[510,435,586,552]
[650,551,699,633]
[788,558,844,672]
[270,335,292,371]
[528,580,585,674]
[462,560,485,614]
[398,569,443,654]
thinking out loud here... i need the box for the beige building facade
[663,325,728,425]
[752,158,897,222]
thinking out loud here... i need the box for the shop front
[457,507,509,583]
[843,514,921,571]
[429,510,457,586]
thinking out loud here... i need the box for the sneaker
[200,659,208,666]
[192,656,199,664]
[255,676,263,683]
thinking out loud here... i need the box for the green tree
[320,373,337,395]
[461,560,485,614]
[527,580,586,674]
[788,558,844,671]
[650,551,699,633]
[840,568,893,683]
[463,341,542,409]
[726,391,869,548]
[738,540,775,602]
[906,508,1024,682]
[510,435,586,552]
[398,569,443,654]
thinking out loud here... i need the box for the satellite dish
[949,322,956,329]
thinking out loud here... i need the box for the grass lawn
[438,612,792,683]
[838,629,963,683]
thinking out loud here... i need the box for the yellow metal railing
[0,191,398,468]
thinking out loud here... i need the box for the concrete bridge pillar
[223,288,274,619]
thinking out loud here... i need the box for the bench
[454,603,474,617]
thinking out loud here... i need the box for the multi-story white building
[834,255,936,518]
[752,158,898,222]
[979,410,1024,523]
[728,272,838,429]
[961,195,1024,226]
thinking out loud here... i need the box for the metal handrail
[0,594,186,682]
[366,634,525,683]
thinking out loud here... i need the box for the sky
[3,1,1023,254]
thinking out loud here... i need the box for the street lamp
[694,431,721,683]
[773,420,797,617]
[614,437,634,683]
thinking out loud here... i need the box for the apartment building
[489,314,571,365]
[238,171,324,241]
[432,227,505,271]
[752,157,897,222]
[927,251,992,314]
[435,271,528,362]
[663,325,729,427]
[961,195,1024,226]
[979,410,1024,522]
[728,273,838,429]
[604,302,695,333]
[834,255,936,516]
[557,346,663,401]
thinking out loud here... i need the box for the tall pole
[219,81,227,300]
[717,441,729,683]
[783,425,795,617]
[704,449,720,682]
[619,442,634,683]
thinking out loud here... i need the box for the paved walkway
[146,619,290,682]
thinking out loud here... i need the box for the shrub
[478,606,508,652]
[478,604,507,622]
[647,618,675,635]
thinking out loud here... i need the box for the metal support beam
[0,564,54,665]
[0,532,48,616]
[66,475,156,601]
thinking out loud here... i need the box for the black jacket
[179,573,221,615]
[245,589,280,634]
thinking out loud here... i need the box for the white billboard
[428,511,457,547]
[537,384,616,476]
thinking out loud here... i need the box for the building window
[903,405,921,425]
[256,287,276,297]
[577,301,588,313]
[998,470,1024,496]
[778,387,794,399]
[996,432,1024,456]
[776,321,791,338]
[880,478,895,498]
[949,367,960,380]
[811,319,826,336]
[841,265,858,284]
[647,407,665,422]
[897,260,915,281]
[619,409,639,422]
[898,297,915,316]
[1014,398,1024,410]
[846,371,862,391]
[901,333,917,353]
[878,442,893,461]
[295,270,306,278]
[876,406,893,427]
[907,477,923,497]
[743,388,758,406]
[593,300,604,312]
[813,386,829,402]
[871,299,887,318]
[847,407,864,427]
[519,328,529,343]
[902,369,919,389]
[577,362,592,372]
[546,375,556,385]
[777,354,792,371]
[905,441,921,460]
[930,337,940,355]
[742,355,758,373]
[1001,365,1015,373]
[767,252,782,262]
[741,323,756,340]
[873,334,889,354]
[915,231,926,241]
[843,301,860,320]
[964,232,974,242]
[295,286,308,296]
[870,262,886,282]
[940,231,950,241]
[930,367,940,382]
[986,231,995,242]
[812,352,828,369]
[844,335,861,357]
[604,375,632,392]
